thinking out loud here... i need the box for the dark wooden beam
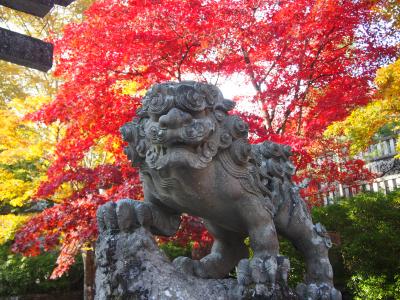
[0,0,75,71]
[0,0,75,17]
[54,0,75,6]
[0,27,53,72]
[0,0,54,18]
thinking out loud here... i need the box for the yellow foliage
[113,80,146,97]
[53,182,75,203]
[0,170,37,207]
[0,0,97,244]
[0,97,60,163]
[325,58,400,155]
[80,135,123,169]
[0,214,31,245]
[0,97,66,206]
[375,58,400,100]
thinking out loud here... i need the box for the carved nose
[159,108,192,129]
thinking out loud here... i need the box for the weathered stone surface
[0,27,53,72]
[96,82,342,300]
[95,227,298,300]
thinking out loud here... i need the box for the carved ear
[120,122,136,143]
[215,99,236,112]
[120,120,147,165]
[136,107,148,118]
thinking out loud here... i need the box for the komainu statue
[96,81,341,300]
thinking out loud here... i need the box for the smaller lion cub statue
[97,81,341,300]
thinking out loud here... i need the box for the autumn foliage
[12,0,396,276]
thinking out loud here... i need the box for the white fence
[362,136,397,162]
[319,174,400,205]
[314,136,400,204]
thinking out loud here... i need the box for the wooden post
[82,247,96,300]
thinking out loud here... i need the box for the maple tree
[325,59,400,155]
[0,0,96,284]
[0,96,67,244]
[326,0,400,156]
[11,0,396,277]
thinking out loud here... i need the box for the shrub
[312,190,400,298]
[0,243,83,296]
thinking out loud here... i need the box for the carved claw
[97,199,151,233]
[236,255,290,297]
[172,256,197,276]
[296,283,342,300]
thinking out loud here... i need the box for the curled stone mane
[120,81,252,169]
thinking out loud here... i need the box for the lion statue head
[121,81,251,169]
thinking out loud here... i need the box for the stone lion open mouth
[146,143,210,169]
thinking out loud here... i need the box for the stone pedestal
[95,227,298,300]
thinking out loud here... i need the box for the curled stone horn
[175,84,207,112]
[215,99,236,112]
[147,93,174,115]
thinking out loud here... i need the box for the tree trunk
[82,247,96,300]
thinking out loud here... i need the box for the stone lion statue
[97,81,341,300]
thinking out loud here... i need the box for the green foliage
[0,243,83,296]
[0,161,41,182]
[348,274,400,300]
[312,190,400,298]
[159,242,191,261]
[278,238,305,288]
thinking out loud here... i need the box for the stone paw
[236,255,290,297]
[296,283,342,300]
[96,199,151,233]
[172,256,198,276]
[173,255,232,279]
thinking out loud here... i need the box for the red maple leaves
[13,0,395,276]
